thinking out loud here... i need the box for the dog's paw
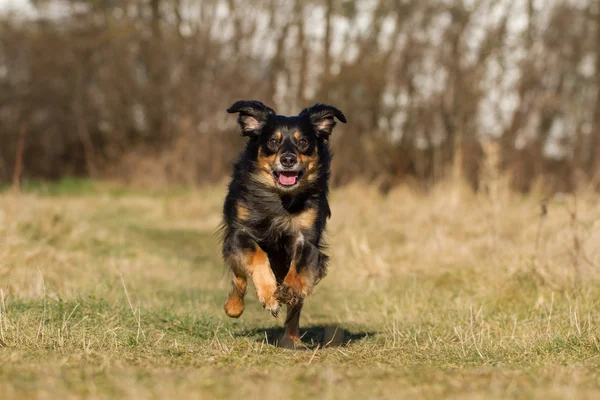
[256,290,280,317]
[277,334,302,349]
[274,284,303,306]
[224,295,244,318]
[262,296,281,317]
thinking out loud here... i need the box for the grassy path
[1,181,599,399]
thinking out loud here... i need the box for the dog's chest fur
[241,196,317,243]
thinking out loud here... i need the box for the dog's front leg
[223,232,280,317]
[275,235,320,306]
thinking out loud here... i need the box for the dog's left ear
[300,103,347,139]
[227,100,276,137]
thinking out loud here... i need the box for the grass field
[1,179,600,399]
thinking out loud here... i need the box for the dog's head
[227,100,346,193]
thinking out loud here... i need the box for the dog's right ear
[227,100,276,137]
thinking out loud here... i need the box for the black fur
[221,100,346,324]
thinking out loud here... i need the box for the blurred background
[0,0,599,193]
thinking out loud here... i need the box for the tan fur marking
[236,202,250,221]
[225,247,280,316]
[245,247,268,274]
[299,151,320,183]
[251,171,276,188]
[224,274,246,318]
[282,263,315,299]
[245,247,280,316]
[293,208,317,230]
[232,274,247,293]
[275,131,282,140]
[283,265,303,292]
[257,148,277,171]
[256,148,278,188]
[224,295,244,317]
[293,131,301,140]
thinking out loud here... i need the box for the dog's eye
[268,138,279,147]
[298,138,308,148]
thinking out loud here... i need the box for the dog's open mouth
[273,171,303,187]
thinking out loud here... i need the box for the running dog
[221,100,346,346]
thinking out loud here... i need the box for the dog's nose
[280,152,297,168]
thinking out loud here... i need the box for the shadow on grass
[239,325,376,349]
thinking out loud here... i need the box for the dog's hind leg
[278,301,303,348]
[286,301,303,339]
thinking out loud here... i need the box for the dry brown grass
[0,179,600,399]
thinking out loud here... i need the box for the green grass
[1,177,98,196]
[1,180,600,399]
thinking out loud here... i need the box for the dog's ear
[300,103,347,139]
[227,100,276,137]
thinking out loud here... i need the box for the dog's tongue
[278,172,298,186]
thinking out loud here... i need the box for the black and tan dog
[221,100,346,346]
